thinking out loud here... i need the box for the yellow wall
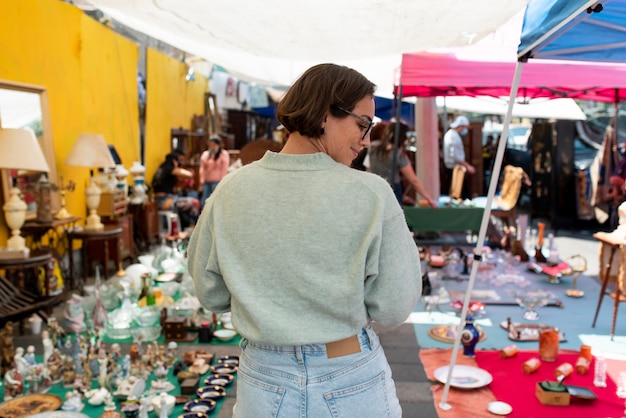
[0,0,207,245]
[144,48,209,183]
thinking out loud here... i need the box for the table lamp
[0,128,50,255]
[64,133,116,231]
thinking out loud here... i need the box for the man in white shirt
[443,115,475,197]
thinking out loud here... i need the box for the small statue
[42,329,54,365]
[4,362,24,399]
[48,317,65,350]
[97,347,108,388]
[24,345,36,366]
[62,390,84,412]
[14,346,30,377]
[60,294,87,334]
[0,321,16,375]
[46,348,64,383]
[63,355,76,387]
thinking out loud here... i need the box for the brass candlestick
[54,176,76,219]
[564,254,587,298]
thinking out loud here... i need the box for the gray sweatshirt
[187,151,421,345]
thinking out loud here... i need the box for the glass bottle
[539,327,559,362]
[594,356,607,387]
[92,266,107,332]
[144,273,156,306]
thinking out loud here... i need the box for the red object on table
[475,350,623,418]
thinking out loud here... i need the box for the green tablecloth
[403,205,484,232]
[41,352,237,417]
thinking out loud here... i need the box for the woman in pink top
[199,136,230,208]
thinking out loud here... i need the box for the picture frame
[0,80,59,220]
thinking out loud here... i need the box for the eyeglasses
[333,106,374,140]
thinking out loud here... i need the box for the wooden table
[68,226,123,292]
[403,205,484,233]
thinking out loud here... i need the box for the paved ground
[10,210,611,418]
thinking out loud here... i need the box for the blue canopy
[373,96,415,123]
[518,0,626,63]
[254,96,415,123]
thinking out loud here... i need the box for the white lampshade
[65,133,115,231]
[0,128,50,172]
[0,128,50,254]
[65,133,116,168]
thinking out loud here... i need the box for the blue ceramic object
[461,315,480,357]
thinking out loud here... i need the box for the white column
[414,98,440,200]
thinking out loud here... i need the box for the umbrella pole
[438,60,525,410]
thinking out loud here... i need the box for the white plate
[30,413,90,418]
[487,401,512,415]
[433,365,493,389]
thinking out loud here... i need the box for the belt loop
[363,324,376,349]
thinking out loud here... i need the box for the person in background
[198,136,230,209]
[151,152,200,230]
[367,121,437,207]
[483,134,497,191]
[187,63,421,418]
[443,115,475,198]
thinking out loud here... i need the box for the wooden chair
[0,274,64,334]
[592,232,626,340]
[472,165,530,227]
[435,164,466,207]
[449,164,466,201]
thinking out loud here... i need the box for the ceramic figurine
[13,346,30,377]
[42,329,54,365]
[46,348,65,383]
[0,321,15,375]
[63,355,76,387]
[24,345,36,366]
[62,390,84,412]
[48,317,66,350]
[61,294,87,334]
[98,348,108,388]
[461,315,480,357]
[4,363,23,399]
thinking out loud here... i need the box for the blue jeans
[201,181,220,208]
[234,325,402,418]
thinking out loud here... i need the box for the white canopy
[436,96,587,120]
[83,0,529,96]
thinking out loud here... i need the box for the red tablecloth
[475,350,624,418]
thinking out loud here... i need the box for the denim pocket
[324,370,398,418]
[235,369,286,418]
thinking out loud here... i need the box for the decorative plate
[433,365,493,389]
[183,399,217,414]
[204,373,235,387]
[0,394,64,418]
[428,324,487,343]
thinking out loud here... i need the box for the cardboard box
[536,382,571,406]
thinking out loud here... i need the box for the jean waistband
[242,324,376,358]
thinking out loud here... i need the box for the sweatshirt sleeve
[364,211,422,326]
[187,210,232,313]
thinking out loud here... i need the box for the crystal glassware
[516,290,552,320]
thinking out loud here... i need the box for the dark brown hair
[277,64,376,138]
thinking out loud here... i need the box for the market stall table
[403,205,483,242]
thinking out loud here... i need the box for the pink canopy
[397,52,626,102]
